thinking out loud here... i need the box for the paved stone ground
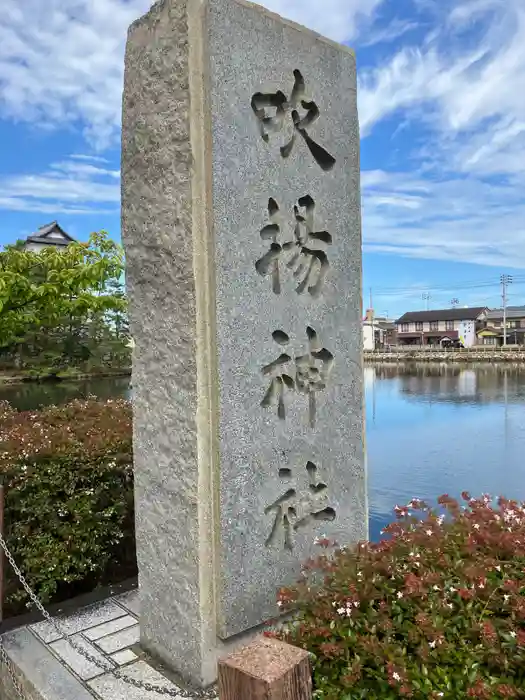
[1,589,203,699]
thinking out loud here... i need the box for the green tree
[0,231,126,349]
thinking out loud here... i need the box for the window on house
[508,320,519,328]
[430,321,438,331]
[400,323,409,332]
[445,320,454,331]
[415,322,424,331]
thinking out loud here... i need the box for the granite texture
[31,601,127,644]
[49,633,112,680]
[122,0,365,685]
[0,628,95,700]
[0,588,205,700]
[84,615,137,641]
[88,660,188,700]
[95,624,139,654]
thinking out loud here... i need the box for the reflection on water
[0,376,131,411]
[367,363,525,540]
[3,365,524,545]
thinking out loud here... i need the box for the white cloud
[261,0,384,43]
[0,157,120,215]
[361,168,525,269]
[0,0,382,148]
[0,0,152,148]
[359,19,420,47]
[70,154,110,164]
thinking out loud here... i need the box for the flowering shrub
[0,399,135,617]
[271,494,525,699]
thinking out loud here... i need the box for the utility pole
[450,298,459,308]
[422,292,431,310]
[501,274,513,346]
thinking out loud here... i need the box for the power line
[370,275,525,295]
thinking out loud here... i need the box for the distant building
[23,221,76,252]
[478,306,525,346]
[363,309,397,349]
[395,307,488,347]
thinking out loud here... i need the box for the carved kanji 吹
[261,327,334,427]
[251,70,336,171]
[255,196,332,298]
[265,462,336,551]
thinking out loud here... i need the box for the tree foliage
[0,231,125,348]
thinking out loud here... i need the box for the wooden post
[218,637,312,700]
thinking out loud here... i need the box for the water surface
[3,365,524,542]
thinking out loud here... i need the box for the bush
[0,399,135,617]
[271,494,525,699]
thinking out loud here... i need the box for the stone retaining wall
[364,351,525,363]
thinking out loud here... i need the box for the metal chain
[0,533,216,698]
[0,637,27,699]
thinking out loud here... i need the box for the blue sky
[1,0,524,318]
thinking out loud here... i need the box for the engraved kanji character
[283,195,332,298]
[255,198,283,294]
[260,327,334,426]
[265,462,336,551]
[255,196,332,298]
[295,327,334,428]
[260,331,295,420]
[251,70,336,171]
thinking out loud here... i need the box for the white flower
[495,565,501,572]
[392,672,401,682]
[429,640,436,649]
[446,602,454,609]
[337,607,346,616]
[433,585,440,591]
[504,594,511,603]
[277,601,283,608]
[426,529,433,536]
[473,523,480,530]
[510,631,517,638]
[397,591,403,599]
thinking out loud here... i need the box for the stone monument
[122,0,366,687]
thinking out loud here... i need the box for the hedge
[271,494,525,699]
[0,399,136,618]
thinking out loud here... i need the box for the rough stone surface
[122,0,365,686]
[95,624,140,654]
[31,601,126,644]
[84,615,137,641]
[114,590,140,617]
[111,649,139,665]
[88,660,188,700]
[0,628,95,700]
[0,589,207,700]
[49,633,112,680]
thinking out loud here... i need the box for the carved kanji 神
[251,70,336,171]
[261,327,334,427]
[255,196,332,298]
[265,462,336,551]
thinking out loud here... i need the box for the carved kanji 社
[265,461,336,551]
